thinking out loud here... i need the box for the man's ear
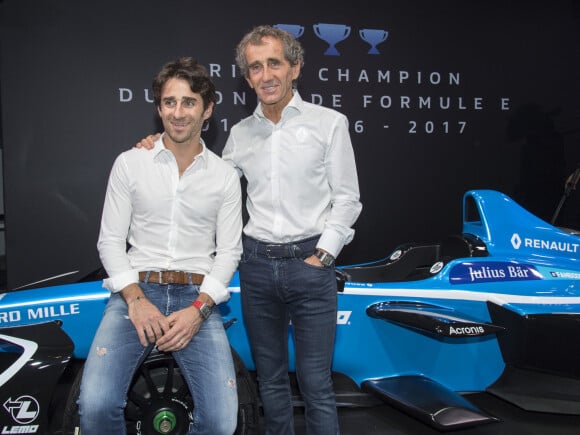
[203,101,214,120]
[292,61,301,81]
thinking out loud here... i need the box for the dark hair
[152,57,217,110]
[235,25,304,79]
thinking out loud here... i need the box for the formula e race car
[0,189,579,435]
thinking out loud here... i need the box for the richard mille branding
[0,304,80,325]
[450,262,541,284]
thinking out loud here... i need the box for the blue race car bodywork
[0,189,579,433]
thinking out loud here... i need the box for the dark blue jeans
[240,236,339,435]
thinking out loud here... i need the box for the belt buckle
[266,244,286,258]
[158,271,163,284]
[265,245,277,258]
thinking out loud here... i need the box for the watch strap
[192,299,211,320]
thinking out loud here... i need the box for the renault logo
[511,233,522,249]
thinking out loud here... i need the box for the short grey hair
[235,25,304,79]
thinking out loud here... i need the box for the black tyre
[62,347,259,435]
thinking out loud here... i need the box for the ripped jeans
[78,282,238,435]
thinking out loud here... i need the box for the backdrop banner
[1,0,579,290]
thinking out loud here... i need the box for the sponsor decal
[511,233,580,253]
[450,262,542,284]
[389,250,402,261]
[2,395,40,434]
[550,271,580,279]
[337,311,352,325]
[448,325,485,336]
[346,282,374,287]
[430,261,444,274]
[3,396,39,425]
[0,304,80,326]
[0,426,39,434]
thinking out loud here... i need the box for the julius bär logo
[3,396,40,424]
[274,23,389,56]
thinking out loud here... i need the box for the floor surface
[289,393,580,435]
[51,365,580,434]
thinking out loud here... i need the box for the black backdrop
[1,0,579,291]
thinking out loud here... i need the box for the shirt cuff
[102,270,140,293]
[316,229,345,258]
[200,274,230,305]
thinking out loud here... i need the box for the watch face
[194,300,211,319]
[322,256,334,266]
[200,304,211,319]
[316,250,335,266]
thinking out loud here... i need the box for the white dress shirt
[97,136,242,305]
[222,91,362,257]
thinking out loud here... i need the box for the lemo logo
[3,395,40,424]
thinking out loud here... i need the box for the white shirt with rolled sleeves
[97,136,243,305]
[222,91,362,257]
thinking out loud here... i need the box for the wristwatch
[192,299,211,320]
[314,249,335,267]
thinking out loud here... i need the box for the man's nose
[174,102,185,117]
[262,65,274,81]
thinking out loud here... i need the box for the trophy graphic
[274,24,304,39]
[359,28,388,54]
[313,23,351,56]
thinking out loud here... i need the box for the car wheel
[62,347,259,434]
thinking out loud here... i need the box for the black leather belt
[246,235,319,259]
[139,271,204,285]
[257,243,302,258]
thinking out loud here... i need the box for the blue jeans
[240,236,339,435]
[78,282,237,435]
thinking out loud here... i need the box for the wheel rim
[125,353,193,435]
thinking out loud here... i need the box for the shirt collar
[254,90,303,121]
[154,133,209,169]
